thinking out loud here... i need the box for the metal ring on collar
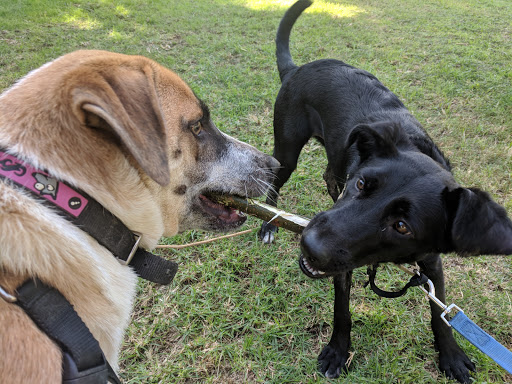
[0,284,17,303]
[119,232,142,266]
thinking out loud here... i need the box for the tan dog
[0,50,278,382]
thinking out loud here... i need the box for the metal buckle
[119,232,142,266]
[0,284,17,303]
[440,303,464,327]
[394,263,465,328]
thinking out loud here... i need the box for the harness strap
[15,278,120,383]
[365,264,429,298]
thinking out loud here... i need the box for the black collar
[0,148,177,285]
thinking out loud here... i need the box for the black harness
[0,148,178,383]
[16,279,120,383]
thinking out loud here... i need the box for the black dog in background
[259,0,512,382]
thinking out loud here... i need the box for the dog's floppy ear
[444,187,512,256]
[70,63,170,186]
[348,121,408,162]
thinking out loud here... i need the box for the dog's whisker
[253,176,277,198]
[248,175,260,195]
[252,175,268,188]
[261,187,279,205]
[253,177,269,197]
[257,176,277,193]
[259,168,277,180]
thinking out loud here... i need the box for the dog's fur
[0,50,278,382]
[260,1,512,382]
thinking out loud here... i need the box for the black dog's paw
[318,344,349,379]
[259,221,278,244]
[439,347,475,383]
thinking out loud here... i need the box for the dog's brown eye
[394,221,411,235]
[356,178,365,190]
[190,122,202,135]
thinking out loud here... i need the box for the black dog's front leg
[419,254,475,383]
[318,271,353,378]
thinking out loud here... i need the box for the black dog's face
[300,151,455,278]
[299,122,512,278]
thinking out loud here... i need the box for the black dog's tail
[276,0,312,82]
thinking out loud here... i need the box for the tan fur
[0,50,277,382]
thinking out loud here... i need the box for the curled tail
[275,0,312,81]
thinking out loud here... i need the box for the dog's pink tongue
[199,194,245,223]
[219,208,242,222]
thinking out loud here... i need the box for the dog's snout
[254,152,280,174]
[301,227,330,265]
[253,153,280,190]
[267,155,280,173]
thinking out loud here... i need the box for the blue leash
[395,264,512,374]
[450,311,512,374]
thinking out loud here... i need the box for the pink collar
[0,149,88,217]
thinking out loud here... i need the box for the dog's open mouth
[199,193,247,228]
[299,254,327,279]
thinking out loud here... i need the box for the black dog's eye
[190,121,202,135]
[355,178,365,191]
[394,221,412,236]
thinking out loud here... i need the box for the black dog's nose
[301,227,330,264]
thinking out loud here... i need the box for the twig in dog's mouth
[208,193,330,279]
[208,193,310,234]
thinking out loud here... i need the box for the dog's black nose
[267,155,280,173]
[301,227,330,265]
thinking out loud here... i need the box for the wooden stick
[156,195,310,249]
[209,194,310,234]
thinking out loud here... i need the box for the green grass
[1,0,511,383]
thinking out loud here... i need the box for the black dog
[260,1,512,382]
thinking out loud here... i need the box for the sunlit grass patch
[244,0,365,19]
[62,8,101,30]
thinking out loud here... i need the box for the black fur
[260,1,512,382]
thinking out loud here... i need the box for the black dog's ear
[444,187,512,256]
[348,121,408,162]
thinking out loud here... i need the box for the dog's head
[0,50,278,241]
[300,121,512,278]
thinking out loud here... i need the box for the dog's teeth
[302,257,325,276]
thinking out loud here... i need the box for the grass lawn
[1,0,511,383]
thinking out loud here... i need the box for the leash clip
[399,265,463,327]
[120,232,142,266]
[440,303,464,327]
